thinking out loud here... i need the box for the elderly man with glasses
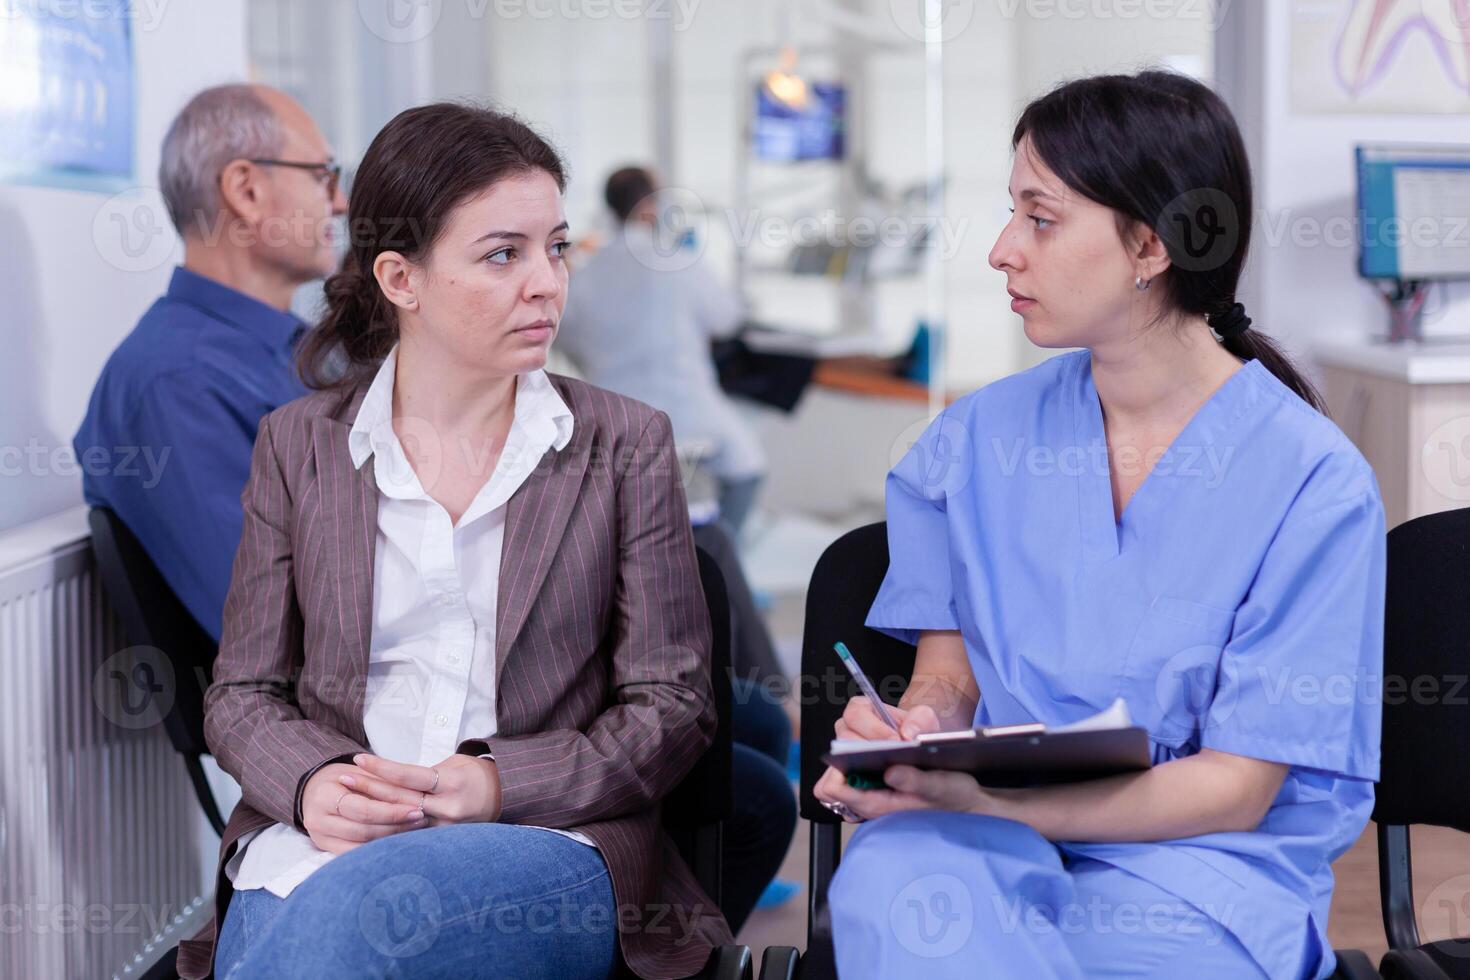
[75,83,348,641]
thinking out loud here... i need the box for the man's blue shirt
[75,267,309,640]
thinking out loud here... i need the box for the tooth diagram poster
[1292,0,1470,114]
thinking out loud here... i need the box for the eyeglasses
[248,158,343,196]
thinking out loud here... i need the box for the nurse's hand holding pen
[814,695,992,823]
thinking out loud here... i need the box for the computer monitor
[752,82,845,162]
[1357,143,1470,281]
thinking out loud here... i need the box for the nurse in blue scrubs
[814,70,1385,980]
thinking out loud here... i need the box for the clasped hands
[300,752,502,855]
[812,697,1010,824]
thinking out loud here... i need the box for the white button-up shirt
[228,347,593,898]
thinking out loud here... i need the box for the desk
[812,358,959,404]
[1316,339,1470,527]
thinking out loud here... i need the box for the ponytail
[295,254,397,390]
[1206,300,1326,414]
[1218,324,1327,415]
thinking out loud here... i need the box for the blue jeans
[214,823,617,979]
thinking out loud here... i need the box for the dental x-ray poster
[0,0,136,189]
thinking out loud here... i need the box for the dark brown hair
[604,166,655,223]
[1014,71,1325,412]
[296,102,567,390]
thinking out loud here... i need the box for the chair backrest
[795,521,913,976]
[1373,505,1470,831]
[87,507,218,759]
[663,546,735,828]
[798,521,916,823]
[661,546,735,914]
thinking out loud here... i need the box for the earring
[1135,276,1151,292]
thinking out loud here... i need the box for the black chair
[1370,506,1470,980]
[89,507,226,835]
[762,520,1380,980]
[88,507,752,980]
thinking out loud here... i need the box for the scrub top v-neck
[866,349,1386,979]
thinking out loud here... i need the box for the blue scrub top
[866,350,1385,979]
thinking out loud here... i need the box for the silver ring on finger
[822,799,860,822]
[334,790,350,816]
[420,790,427,809]
[429,767,440,793]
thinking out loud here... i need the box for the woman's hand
[301,762,428,855]
[813,764,1014,824]
[342,752,503,826]
[814,696,947,819]
[833,696,942,743]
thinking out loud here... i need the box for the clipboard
[822,700,1152,790]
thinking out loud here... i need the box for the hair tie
[1209,302,1251,339]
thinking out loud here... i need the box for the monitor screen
[1357,143,1470,281]
[752,82,845,162]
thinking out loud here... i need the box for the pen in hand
[834,641,904,735]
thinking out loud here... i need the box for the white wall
[1216,2,1470,368]
[0,2,249,532]
[1007,2,1216,371]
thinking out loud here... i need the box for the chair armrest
[689,944,753,980]
[1328,948,1380,980]
[1380,947,1453,980]
[758,946,800,980]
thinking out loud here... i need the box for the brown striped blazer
[177,374,733,979]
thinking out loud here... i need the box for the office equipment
[1357,143,1470,341]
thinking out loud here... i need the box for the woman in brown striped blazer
[183,103,732,980]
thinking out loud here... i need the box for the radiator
[1,522,212,979]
